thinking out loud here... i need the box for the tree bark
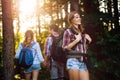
[70,0,80,12]
[107,0,113,29]
[113,0,119,28]
[1,0,15,80]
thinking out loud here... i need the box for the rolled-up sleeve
[35,42,44,62]
[62,29,71,51]
[44,37,52,56]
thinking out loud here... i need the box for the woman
[15,30,44,80]
[62,11,92,80]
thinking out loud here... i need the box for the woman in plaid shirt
[62,11,92,80]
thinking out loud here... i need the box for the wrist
[75,39,79,43]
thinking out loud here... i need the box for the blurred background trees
[0,0,120,80]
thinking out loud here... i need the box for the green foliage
[0,35,3,63]
[0,35,3,80]
[37,30,49,52]
[14,32,23,52]
[92,29,120,80]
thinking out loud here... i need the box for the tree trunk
[1,0,15,80]
[36,0,41,36]
[113,0,119,28]
[107,0,113,29]
[70,0,80,12]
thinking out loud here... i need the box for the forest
[0,0,120,80]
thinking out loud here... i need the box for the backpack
[19,42,36,69]
[51,29,67,63]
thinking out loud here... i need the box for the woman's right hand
[75,33,82,42]
[67,33,82,50]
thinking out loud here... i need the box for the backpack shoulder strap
[51,35,59,42]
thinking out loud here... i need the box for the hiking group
[15,11,92,80]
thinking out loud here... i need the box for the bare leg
[25,73,31,80]
[68,69,79,80]
[32,70,39,80]
[80,70,89,80]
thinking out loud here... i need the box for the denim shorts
[67,58,87,71]
[24,64,41,73]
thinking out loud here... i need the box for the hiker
[15,30,44,80]
[62,11,92,80]
[43,24,65,80]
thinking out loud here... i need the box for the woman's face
[72,13,81,25]
[26,36,32,42]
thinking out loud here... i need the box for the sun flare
[19,0,36,14]
[13,0,39,34]
[13,0,51,34]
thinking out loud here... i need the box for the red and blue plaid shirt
[62,29,87,60]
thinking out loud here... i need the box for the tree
[113,0,119,31]
[1,0,14,80]
[70,0,80,12]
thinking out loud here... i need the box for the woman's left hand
[85,34,92,43]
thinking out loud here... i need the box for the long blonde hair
[68,11,84,34]
[23,30,34,47]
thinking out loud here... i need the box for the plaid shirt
[62,29,87,60]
